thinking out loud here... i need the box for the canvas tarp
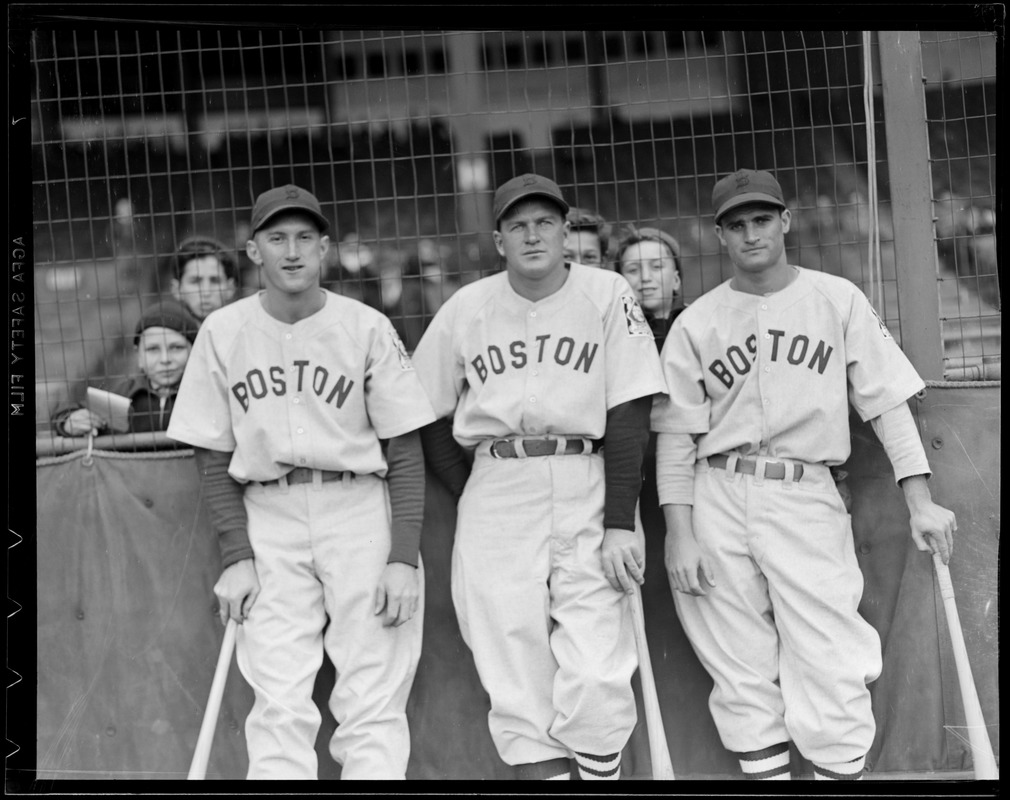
[35,383,998,780]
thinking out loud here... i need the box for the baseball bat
[932,552,998,779]
[187,618,238,780]
[629,584,676,780]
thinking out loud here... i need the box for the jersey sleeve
[650,314,711,435]
[363,317,438,439]
[602,285,667,409]
[410,297,467,420]
[843,290,926,421]
[166,325,238,452]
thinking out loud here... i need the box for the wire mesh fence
[920,30,1000,376]
[31,28,1000,438]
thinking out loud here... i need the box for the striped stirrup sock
[514,757,571,780]
[813,754,866,780]
[736,742,792,780]
[575,751,621,780]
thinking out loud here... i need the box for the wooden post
[877,31,945,380]
[447,32,494,236]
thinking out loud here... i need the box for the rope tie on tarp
[923,379,1000,389]
[37,446,194,468]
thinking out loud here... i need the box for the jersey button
[529,396,537,403]
[764,333,771,339]
[761,304,768,310]
[297,427,304,434]
[763,399,770,405]
[764,366,771,373]
[293,397,301,404]
[285,333,293,340]
[298,457,307,465]
[531,369,539,376]
[530,310,537,318]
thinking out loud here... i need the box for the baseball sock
[736,742,792,780]
[812,754,866,780]
[574,751,621,780]
[514,757,571,780]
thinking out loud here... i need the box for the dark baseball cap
[493,174,570,224]
[134,299,201,345]
[250,184,330,234]
[712,169,786,223]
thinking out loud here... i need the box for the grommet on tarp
[81,433,95,467]
[915,388,927,401]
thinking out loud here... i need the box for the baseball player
[167,184,437,780]
[169,235,239,321]
[651,168,957,780]
[412,174,667,780]
[564,206,612,268]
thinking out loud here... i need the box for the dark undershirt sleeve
[193,446,253,569]
[603,396,653,531]
[385,429,426,567]
[419,417,471,500]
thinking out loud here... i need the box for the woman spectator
[615,226,685,353]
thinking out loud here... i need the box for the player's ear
[780,208,792,234]
[246,239,262,265]
[169,277,181,299]
[492,230,505,258]
[714,224,727,247]
[318,234,331,257]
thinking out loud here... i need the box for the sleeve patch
[390,328,414,370]
[622,294,652,337]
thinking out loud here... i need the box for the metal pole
[877,31,945,380]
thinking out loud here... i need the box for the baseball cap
[250,184,330,234]
[711,169,786,223]
[493,174,570,224]
[134,299,201,345]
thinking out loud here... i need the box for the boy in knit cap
[52,299,200,436]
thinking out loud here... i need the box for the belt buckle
[490,439,508,459]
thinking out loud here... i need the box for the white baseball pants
[674,456,881,765]
[452,448,638,765]
[236,473,423,779]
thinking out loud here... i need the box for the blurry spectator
[169,236,240,322]
[326,232,376,306]
[564,207,612,267]
[615,226,685,352]
[52,300,200,436]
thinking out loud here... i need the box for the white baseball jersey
[651,267,924,465]
[412,264,667,446]
[167,290,437,481]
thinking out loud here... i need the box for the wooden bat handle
[187,618,239,780]
[629,584,676,780]
[931,553,999,779]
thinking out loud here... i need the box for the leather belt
[708,453,804,482]
[489,437,603,459]
[259,467,346,487]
